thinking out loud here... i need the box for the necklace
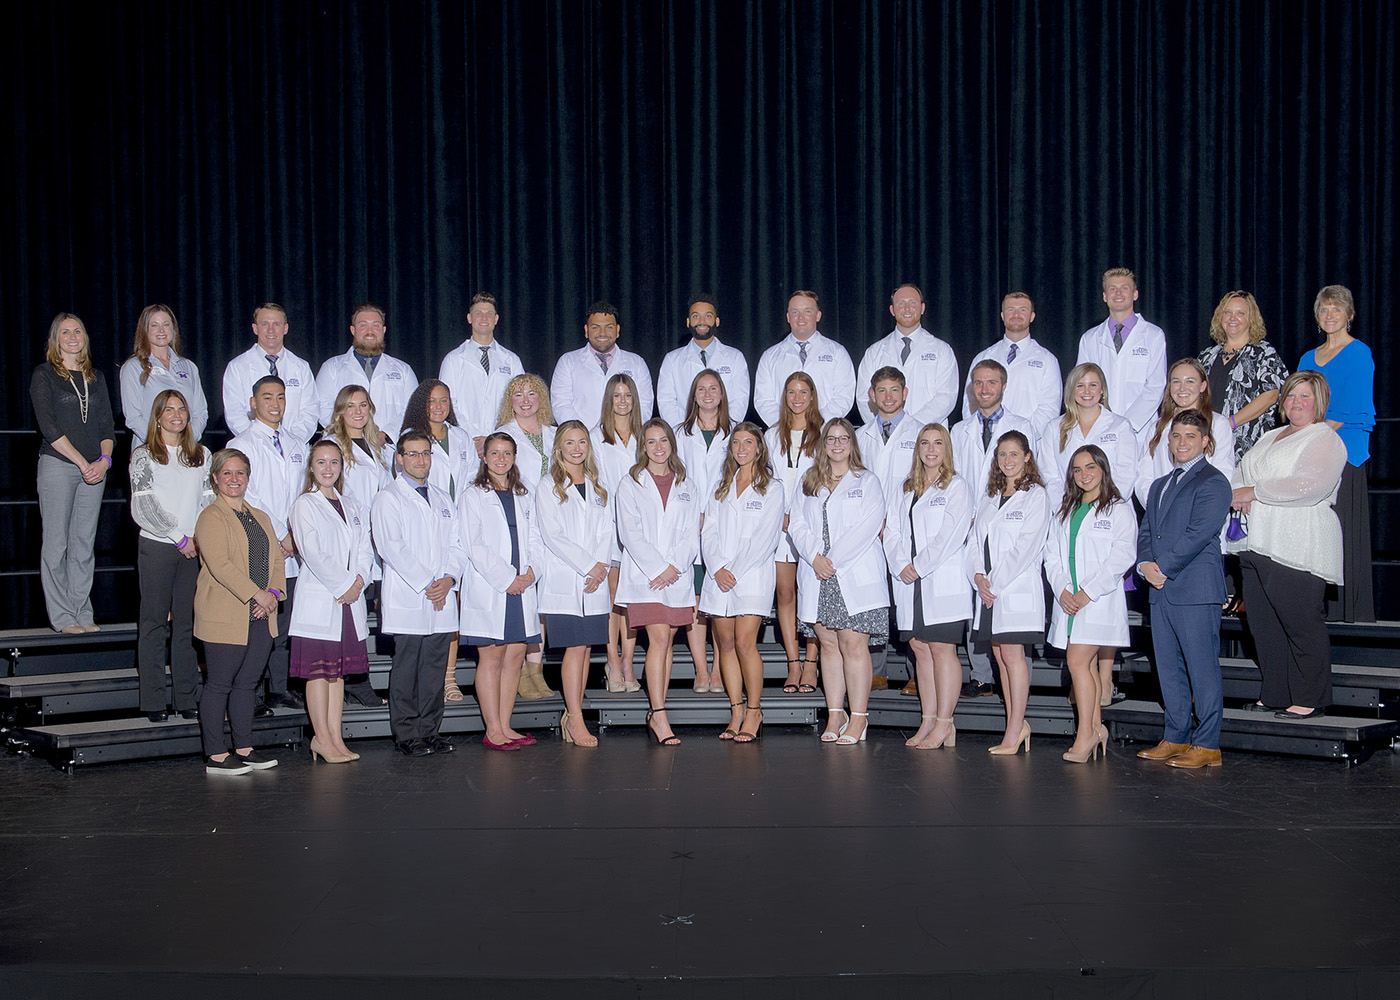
[66,370,90,423]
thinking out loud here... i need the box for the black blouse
[29,364,115,464]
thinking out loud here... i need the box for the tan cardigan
[194,499,287,645]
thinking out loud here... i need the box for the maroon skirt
[290,604,369,680]
[626,601,694,629]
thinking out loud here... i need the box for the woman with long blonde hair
[1039,363,1137,502]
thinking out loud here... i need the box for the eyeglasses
[400,450,432,459]
[824,435,851,445]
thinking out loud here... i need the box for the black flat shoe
[1275,708,1325,720]
[1242,702,1274,713]
[235,749,279,770]
[253,703,275,718]
[205,754,252,775]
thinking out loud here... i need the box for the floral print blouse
[1198,340,1290,463]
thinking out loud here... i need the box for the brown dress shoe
[870,676,889,690]
[1166,746,1223,769]
[1136,740,1191,761]
[901,679,919,697]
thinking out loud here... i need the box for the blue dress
[462,490,541,646]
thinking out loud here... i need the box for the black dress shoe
[268,691,305,710]
[960,680,996,698]
[425,735,456,754]
[145,711,169,723]
[253,703,275,718]
[179,709,199,720]
[397,738,433,757]
[1275,707,1325,720]
[345,680,386,707]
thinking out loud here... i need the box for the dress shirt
[856,327,959,426]
[753,331,856,427]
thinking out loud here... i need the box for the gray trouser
[136,537,201,712]
[965,622,994,684]
[37,455,105,629]
[389,631,452,742]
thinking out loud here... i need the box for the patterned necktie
[1113,323,1125,351]
[1006,342,1018,366]
[700,348,708,367]
[900,336,911,364]
[272,428,284,457]
[266,354,279,377]
[982,415,994,449]
[798,341,808,366]
[882,421,891,443]
[479,345,490,374]
[596,351,610,374]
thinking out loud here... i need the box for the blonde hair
[714,422,774,500]
[300,440,347,494]
[46,313,97,383]
[549,419,608,504]
[1056,362,1110,451]
[1207,290,1268,346]
[324,385,388,471]
[902,423,955,495]
[629,417,687,484]
[1277,370,1331,424]
[1313,285,1356,325]
[143,389,205,468]
[497,372,555,428]
[1148,358,1216,458]
[209,448,250,492]
[801,418,867,497]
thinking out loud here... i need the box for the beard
[354,339,385,357]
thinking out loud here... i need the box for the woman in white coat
[700,422,785,743]
[460,432,544,750]
[764,371,825,693]
[402,378,478,501]
[536,420,614,747]
[1047,445,1137,763]
[616,417,702,745]
[966,430,1051,755]
[289,441,374,764]
[674,369,732,693]
[1040,363,1138,502]
[789,417,887,746]
[1135,358,1236,506]
[883,422,973,751]
[591,373,644,693]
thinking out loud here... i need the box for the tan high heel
[310,738,352,764]
[1096,722,1110,755]
[907,714,935,747]
[561,711,598,747]
[916,715,956,749]
[1061,737,1100,763]
[989,720,1031,755]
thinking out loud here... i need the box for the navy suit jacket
[1137,458,1230,606]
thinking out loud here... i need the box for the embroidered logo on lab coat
[816,353,834,363]
[745,499,765,511]
[848,489,863,498]
[440,507,453,519]
[919,353,938,362]
[594,495,607,508]
[1100,433,1118,443]
[928,496,947,507]
[717,365,734,375]
[1093,519,1114,530]
[286,378,302,387]
[386,371,403,381]
[1027,359,1043,369]
[176,370,189,379]
[498,365,513,376]
[1005,510,1024,520]
[1130,346,1150,358]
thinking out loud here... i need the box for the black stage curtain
[1,0,1395,622]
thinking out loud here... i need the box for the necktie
[415,485,430,503]
[881,421,891,443]
[798,341,808,366]
[361,354,377,380]
[900,336,911,364]
[479,345,490,374]
[266,354,279,377]
[272,428,284,457]
[1006,342,1018,366]
[1162,466,1183,504]
[982,415,994,449]
[596,351,610,374]
[1113,323,1125,351]
[700,348,708,367]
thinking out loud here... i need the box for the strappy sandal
[646,708,681,746]
[734,707,763,743]
[719,701,744,740]
[797,657,819,694]
[782,659,801,694]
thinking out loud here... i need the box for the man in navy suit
[1136,409,1231,768]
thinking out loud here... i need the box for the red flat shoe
[482,735,520,751]
[507,733,537,747]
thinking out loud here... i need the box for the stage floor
[3,724,1400,998]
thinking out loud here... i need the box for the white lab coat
[963,485,1051,635]
[495,420,556,493]
[674,424,730,500]
[1075,315,1168,440]
[438,338,525,441]
[752,332,857,426]
[961,336,1064,430]
[950,409,1038,499]
[656,339,752,426]
[615,470,703,610]
[763,425,819,563]
[550,346,655,428]
[221,344,320,442]
[119,352,209,449]
[699,479,786,617]
[227,422,305,578]
[1045,498,1138,649]
[372,477,467,635]
[591,428,640,496]
[426,423,480,501]
[288,489,373,641]
[855,413,922,495]
[856,328,960,427]
[1133,410,1236,507]
[1038,408,1140,503]
[534,477,616,617]
[314,347,419,441]
[789,469,888,623]
[339,437,394,581]
[883,475,975,630]
[458,484,543,641]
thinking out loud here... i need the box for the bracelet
[176,535,190,550]
[267,588,283,600]
[99,454,112,466]
[1229,414,1237,429]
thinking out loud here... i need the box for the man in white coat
[962,291,1063,429]
[314,302,419,444]
[222,303,320,442]
[372,429,467,757]
[856,283,959,427]
[227,375,306,712]
[439,292,526,452]
[550,301,655,428]
[1076,268,1167,445]
[656,295,752,425]
[950,359,1036,698]
[753,290,857,426]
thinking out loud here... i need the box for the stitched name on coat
[1005,510,1024,520]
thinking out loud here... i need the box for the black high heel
[719,702,744,740]
[646,708,681,746]
[734,707,763,743]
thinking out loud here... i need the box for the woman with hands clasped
[1047,445,1137,763]
[789,418,888,746]
[460,432,544,750]
[616,418,703,745]
[288,441,374,764]
[592,373,645,693]
[966,430,1050,755]
[536,420,615,747]
[700,422,786,743]
[883,423,973,751]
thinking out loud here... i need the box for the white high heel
[836,711,869,745]
[821,708,848,743]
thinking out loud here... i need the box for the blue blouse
[1298,340,1375,466]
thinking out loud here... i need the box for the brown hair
[801,418,868,497]
[1148,358,1217,458]
[902,423,956,495]
[301,440,348,495]
[1055,445,1124,521]
[714,422,774,501]
[629,417,688,484]
[143,389,205,468]
[986,430,1044,497]
[549,419,608,504]
[130,305,185,386]
[473,431,528,496]
[46,313,97,383]
[680,368,732,437]
[598,372,643,446]
[776,371,825,462]
[1277,370,1331,425]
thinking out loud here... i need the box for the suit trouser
[136,537,201,713]
[389,632,452,742]
[260,575,296,697]
[1239,553,1332,709]
[36,455,104,630]
[1149,599,1224,749]
[964,623,995,685]
[201,622,274,755]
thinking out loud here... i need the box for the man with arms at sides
[857,283,959,428]
[314,302,419,444]
[753,290,857,426]
[551,301,655,428]
[962,291,1062,429]
[950,359,1036,699]
[657,294,751,425]
[439,292,526,454]
[1135,409,1231,769]
[222,303,320,442]
[372,430,468,756]
[1076,268,1167,447]
[227,376,306,712]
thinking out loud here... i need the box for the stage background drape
[1,0,1394,624]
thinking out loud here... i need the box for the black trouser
[260,575,296,698]
[136,537,201,713]
[201,621,275,755]
[1240,553,1332,709]
[389,632,452,743]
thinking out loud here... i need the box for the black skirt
[899,579,969,644]
[1327,461,1375,623]
[544,612,609,649]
